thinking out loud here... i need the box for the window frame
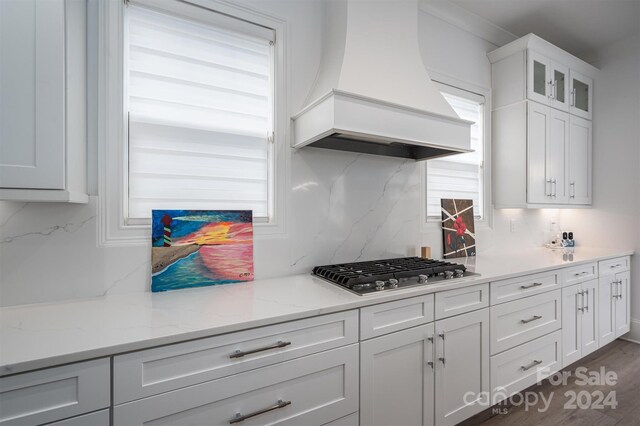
[421,72,492,230]
[98,0,288,246]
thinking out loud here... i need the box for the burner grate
[312,257,466,288]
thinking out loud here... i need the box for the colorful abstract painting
[151,210,254,292]
[441,199,476,259]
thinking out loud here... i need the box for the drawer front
[0,359,110,426]
[435,283,489,319]
[113,344,359,426]
[491,330,562,401]
[114,310,358,404]
[599,256,630,276]
[491,271,560,305]
[323,412,359,426]
[360,295,434,340]
[48,410,110,426]
[563,263,598,286]
[490,290,562,354]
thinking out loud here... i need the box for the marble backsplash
[0,145,562,307]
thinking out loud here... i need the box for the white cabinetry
[360,324,435,426]
[562,280,598,367]
[599,271,631,346]
[0,0,87,203]
[489,34,596,208]
[434,308,490,426]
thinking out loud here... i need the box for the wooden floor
[462,339,640,426]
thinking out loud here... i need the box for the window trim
[98,0,288,246]
[420,71,492,231]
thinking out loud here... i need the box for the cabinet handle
[520,315,543,324]
[610,264,622,269]
[546,179,553,197]
[229,400,291,424]
[229,341,291,358]
[426,335,434,369]
[548,80,555,99]
[574,271,589,277]
[520,282,543,289]
[584,289,589,312]
[570,182,575,198]
[552,179,557,197]
[438,331,446,366]
[520,360,543,371]
[577,290,584,312]
[570,89,576,106]
[617,280,623,300]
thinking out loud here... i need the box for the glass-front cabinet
[527,50,570,112]
[570,70,593,120]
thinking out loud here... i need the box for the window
[426,84,486,220]
[125,2,275,223]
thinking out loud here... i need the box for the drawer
[599,256,630,276]
[562,263,598,286]
[48,410,110,426]
[491,271,560,305]
[360,295,434,340]
[113,344,359,426]
[491,330,562,402]
[114,310,358,404]
[0,359,110,426]
[490,290,562,354]
[323,412,359,426]
[435,283,489,319]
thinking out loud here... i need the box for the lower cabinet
[360,323,435,426]
[360,308,489,426]
[599,271,631,346]
[113,345,359,426]
[562,280,598,366]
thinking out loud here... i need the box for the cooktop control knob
[388,278,399,289]
[444,270,454,280]
[454,269,464,278]
[418,274,429,284]
[375,280,386,291]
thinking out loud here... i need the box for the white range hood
[292,0,472,160]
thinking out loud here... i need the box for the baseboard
[620,319,640,344]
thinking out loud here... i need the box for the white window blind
[426,89,484,219]
[125,4,274,221]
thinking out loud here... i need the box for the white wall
[0,1,601,307]
[559,34,640,339]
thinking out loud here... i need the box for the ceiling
[449,0,640,57]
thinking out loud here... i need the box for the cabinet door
[548,109,569,203]
[580,280,599,357]
[568,116,592,205]
[562,284,582,367]
[614,271,631,337]
[527,50,551,105]
[434,309,489,426]
[0,0,65,189]
[598,277,616,347]
[549,61,570,112]
[569,70,593,120]
[360,324,434,426]
[527,102,551,204]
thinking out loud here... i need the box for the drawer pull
[520,282,543,290]
[520,315,542,324]
[574,271,589,276]
[230,341,291,359]
[610,264,622,269]
[229,400,291,424]
[520,360,543,371]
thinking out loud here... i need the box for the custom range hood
[292,0,472,160]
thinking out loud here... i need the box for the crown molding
[419,0,517,48]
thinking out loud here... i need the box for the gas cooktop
[312,257,479,295]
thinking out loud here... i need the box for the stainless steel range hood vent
[291,0,472,161]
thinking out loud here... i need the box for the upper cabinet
[489,34,597,208]
[0,0,88,203]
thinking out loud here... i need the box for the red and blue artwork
[441,199,476,259]
[151,210,254,292]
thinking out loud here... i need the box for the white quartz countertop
[0,247,632,376]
